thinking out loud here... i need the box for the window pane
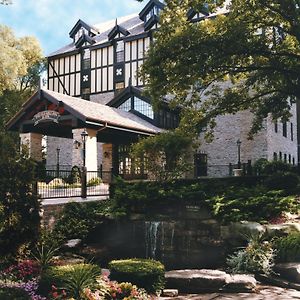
[118,98,131,111]
[134,97,154,119]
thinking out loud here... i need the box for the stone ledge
[165,269,257,293]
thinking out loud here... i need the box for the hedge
[108,258,165,294]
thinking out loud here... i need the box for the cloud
[0,0,145,55]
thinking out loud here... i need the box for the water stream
[145,221,160,258]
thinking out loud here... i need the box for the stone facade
[198,106,298,177]
[20,133,43,161]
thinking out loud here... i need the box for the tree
[0,0,12,4]
[132,129,195,181]
[0,25,44,133]
[140,0,300,136]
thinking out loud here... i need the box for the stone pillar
[85,128,98,172]
[102,143,113,183]
[20,132,43,161]
[72,129,83,167]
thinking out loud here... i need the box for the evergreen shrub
[53,201,111,241]
[274,233,300,262]
[0,146,41,256]
[264,172,299,191]
[108,258,165,294]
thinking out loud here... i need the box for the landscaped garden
[1,151,300,299]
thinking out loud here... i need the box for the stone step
[165,269,257,293]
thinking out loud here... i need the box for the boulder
[221,221,266,242]
[162,289,179,297]
[265,223,300,237]
[65,239,82,248]
[223,274,257,292]
[165,269,230,293]
[275,263,300,283]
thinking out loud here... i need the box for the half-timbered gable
[139,0,165,31]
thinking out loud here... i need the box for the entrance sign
[33,111,60,126]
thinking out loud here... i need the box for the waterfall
[145,221,160,259]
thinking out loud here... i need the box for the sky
[0,0,145,56]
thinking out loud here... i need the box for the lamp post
[237,139,242,169]
[81,129,88,198]
[56,147,60,177]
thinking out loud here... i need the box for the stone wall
[266,103,298,163]
[42,203,65,229]
[198,108,298,176]
[46,136,73,168]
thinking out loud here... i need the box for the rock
[221,221,266,241]
[165,269,230,293]
[275,263,300,283]
[265,223,300,237]
[162,289,178,297]
[65,239,82,248]
[223,274,257,292]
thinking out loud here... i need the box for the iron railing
[37,169,110,199]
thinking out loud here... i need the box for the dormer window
[69,19,99,46]
[139,0,165,31]
[82,49,91,69]
[74,27,88,43]
[116,41,124,63]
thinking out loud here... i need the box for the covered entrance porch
[7,88,162,199]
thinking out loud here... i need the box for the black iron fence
[37,168,110,199]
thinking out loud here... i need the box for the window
[273,152,277,161]
[116,41,124,63]
[289,154,291,164]
[283,121,287,137]
[291,123,294,141]
[115,82,125,90]
[118,98,131,111]
[293,157,295,165]
[284,153,287,162]
[274,121,278,133]
[279,151,282,160]
[82,49,91,69]
[82,88,90,100]
[134,97,154,119]
[74,27,87,43]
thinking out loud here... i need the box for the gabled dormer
[69,19,99,45]
[139,0,165,31]
[187,5,210,22]
[108,21,130,40]
[75,34,95,48]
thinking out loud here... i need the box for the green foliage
[0,287,30,300]
[274,233,300,263]
[227,233,275,275]
[258,160,292,175]
[39,263,101,298]
[264,172,299,191]
[111,177,207,213]
[141,0,300,136]
[108,258,165,294]
[87,177,102,187]
[132,129,195,182]
[0,137,41,257]
[207,186,298,223]
[53,201,111,241]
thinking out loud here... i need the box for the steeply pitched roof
[69,19,99,38]
[7,89,162,135]
[48,14,144,57]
